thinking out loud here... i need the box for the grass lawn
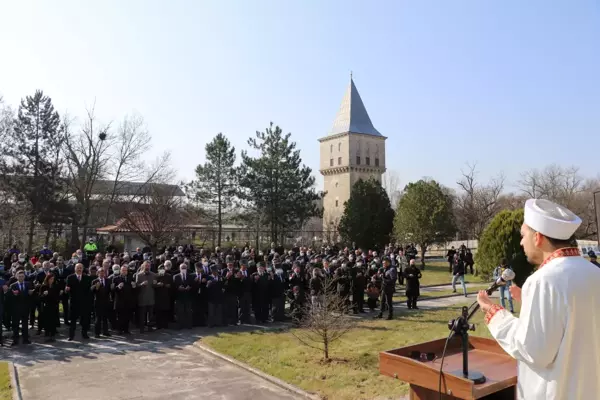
[203,302,502,400]
[415,261,487,287]
[0,362,11,400]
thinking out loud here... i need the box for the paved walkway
[6,328,301,400]
[6,289,498,400]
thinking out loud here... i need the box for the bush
[476,209,534,287]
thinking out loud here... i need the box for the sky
[0,0,598,193]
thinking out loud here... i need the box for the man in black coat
[206,265,224,327]
[54,257,72,326]
[91,268,112,337]
[238,262,253,324]
[10,270,33,346]
[222,261,240,326]
[173,263,194,329]
[65,263,93,340]
[376,257,397,320]
[191,262,209,327]
[111,265,135,334]
[404,259,422,309]
[269,269,287,322]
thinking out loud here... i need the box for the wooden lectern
[380,336,517,400]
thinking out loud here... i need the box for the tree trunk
[26,213,35,254]
[44,225,52,245]
[217,193,222,247]
[51,229,58,252]
[69,224,80,253]
[420,244,427,270]
[324,339,329,360]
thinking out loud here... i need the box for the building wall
[320,133,386,233]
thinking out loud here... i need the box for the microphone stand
[446,300,486,384]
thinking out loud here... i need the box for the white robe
[486,255,600,399]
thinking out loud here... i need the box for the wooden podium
[380,336,517,400]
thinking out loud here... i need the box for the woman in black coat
[39,274,61,342]
[403,260,422,309]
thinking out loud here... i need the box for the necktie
[182,274,186,282]
[20,283,23,292]
[244,271,247,277]
[78,275,81,282]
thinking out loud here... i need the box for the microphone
[485,268,516,295]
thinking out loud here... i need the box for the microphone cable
[438,329,453,400]
[438,301,480,399]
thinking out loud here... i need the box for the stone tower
[319,76,387,231]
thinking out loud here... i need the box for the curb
[194,341,321,400]
[392,290,493,305]
[418,281,477,289]
[8,362,22,400]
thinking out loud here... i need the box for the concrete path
[5,328,301,400]
[5,288,499,400]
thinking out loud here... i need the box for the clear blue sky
[0,0,598,192]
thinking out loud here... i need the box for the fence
[0,227,100,255]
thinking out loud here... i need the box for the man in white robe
[477,198,600,400]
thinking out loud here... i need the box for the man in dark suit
[91,268,112,337]
[53,257,72,326]
[173,263,194,329]
[238,262,253,324]
[65,263,93,340]
[111,265,135,335]
[10,270,33,346]
[191,262,210,327]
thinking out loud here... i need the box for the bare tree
[496,192,527,211]
[119,184,185,255]
[323,213,340,245]
[103,113,151,224]
[455,163,505,239]
[518,164,583,206]
[382,170,402,209]
[62,107,112,249]
[290,277,355,361]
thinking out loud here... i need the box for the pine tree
[239,123,322,245]
[188,133,238,247]
[476,209,533,286]
[0,90,63,252]
[338,178,395,249]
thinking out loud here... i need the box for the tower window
[356,156,361,165]
[375,158,379,167]
[366,157,370,165]
[337,157,342,165]
[335,200,339,207]
[330,158,333,166]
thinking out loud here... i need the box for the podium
[380,336,517,400]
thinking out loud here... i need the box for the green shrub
[476,209,534,286]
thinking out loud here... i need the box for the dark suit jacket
[172,273,195,302]
[10,281,32,315]
[91,277,112,310]
[191,272,210,300]
[66,274,93,311]
[111,275,135,310]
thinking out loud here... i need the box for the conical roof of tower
[329,77,382,137]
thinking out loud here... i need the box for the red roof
[97,214,161,234]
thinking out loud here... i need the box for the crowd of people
[0,240,429,346]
